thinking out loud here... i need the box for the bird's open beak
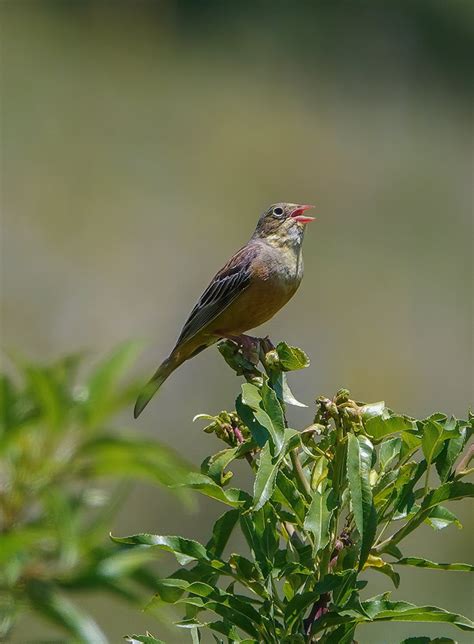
[291,204,315,224]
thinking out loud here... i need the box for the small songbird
[134,202,315,418]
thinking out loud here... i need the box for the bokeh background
[1,1,473,642]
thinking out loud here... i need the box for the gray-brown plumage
[134,202,315,418]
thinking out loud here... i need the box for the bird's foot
[219,333,261,365]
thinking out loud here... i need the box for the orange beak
[291,204,315,224]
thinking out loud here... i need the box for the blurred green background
[1,1,472,642]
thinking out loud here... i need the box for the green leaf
[400,430,422,460]
[379,437,402,471]
[241,383,285,454]
[206,509,240,559]
[253,443,279,511]
[274,470,307,524]
[125,634,166,644]
[435,425,468,481]
[310,454,329,492]
[202,447,240,485]
[425,505,462,530]
[393,460,427,516]
[421,420,457,474]
[359,401,386,420]
[275,343,310,371]
[387,481,474,546]
[253,429,299,510]
[304,488,335,553]
[207,620,242,641]
[421,420,445,462]
[261,382,286,444]
[279,372,308,408]
[363,555,400,588]
[156,579,263,637]
[111,534,209,566]
[361,598,474,631]
[399,638,456,643]
[27,581,107,644]
[373,462,418,508]
[365,415,415,441]
[174,473,251,508]
[284,572,352,628]
[235,394,268,448]
[240,505,279,578]
[395,557,474,572]
[320,623,357,644]
[383,542,403,559]
[346,434,377,568]
[86,341,142,426]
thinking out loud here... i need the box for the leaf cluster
[0,343,190,642]
[122,340,474,643]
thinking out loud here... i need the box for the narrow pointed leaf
[346,434,377,568]
[361,598,473,631]
[284,572,352,628]
[110,533,209,565]
[241,383,284,454]
[126,636,166,644]
[399,638,456,643]
[436,426,468,481]
[206,509,240,559]
[379,437,402,471]
[235,394,268,447]
[363,555,400,588]
[253,443,279,511]
[395,557,474,572]
[304,488,335,553]
[173,473,251,507]
[421,420,458,473]
[387,481,474,546]
[425,505,462,530]
[365,415,415,441]
[275,470,307,523]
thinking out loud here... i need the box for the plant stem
[290,448,312,500]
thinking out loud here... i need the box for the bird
[134,202,315,418]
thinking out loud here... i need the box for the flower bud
[335,388,350,405]
[264,349,280,369]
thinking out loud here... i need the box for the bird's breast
[206,242,304,336]
[262,242,304,292]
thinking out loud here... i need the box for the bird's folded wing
[176,244,258,346]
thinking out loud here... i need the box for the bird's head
[253,202,315,247]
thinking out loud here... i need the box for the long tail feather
[133,357,176,419]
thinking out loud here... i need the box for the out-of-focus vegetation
[0,343,189,642]
[2,1,473,640]
[119,340,474,643]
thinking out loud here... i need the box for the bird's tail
[133,355,180,419]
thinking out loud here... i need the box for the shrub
[0,343,189,642]
[121,340,473,644]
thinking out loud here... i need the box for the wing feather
[175,244,258,346]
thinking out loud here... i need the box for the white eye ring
[273,206,284,217]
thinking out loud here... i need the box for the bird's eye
[272,207,284,217]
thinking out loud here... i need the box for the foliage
[120,340,474,643]
[0,343,190,642]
